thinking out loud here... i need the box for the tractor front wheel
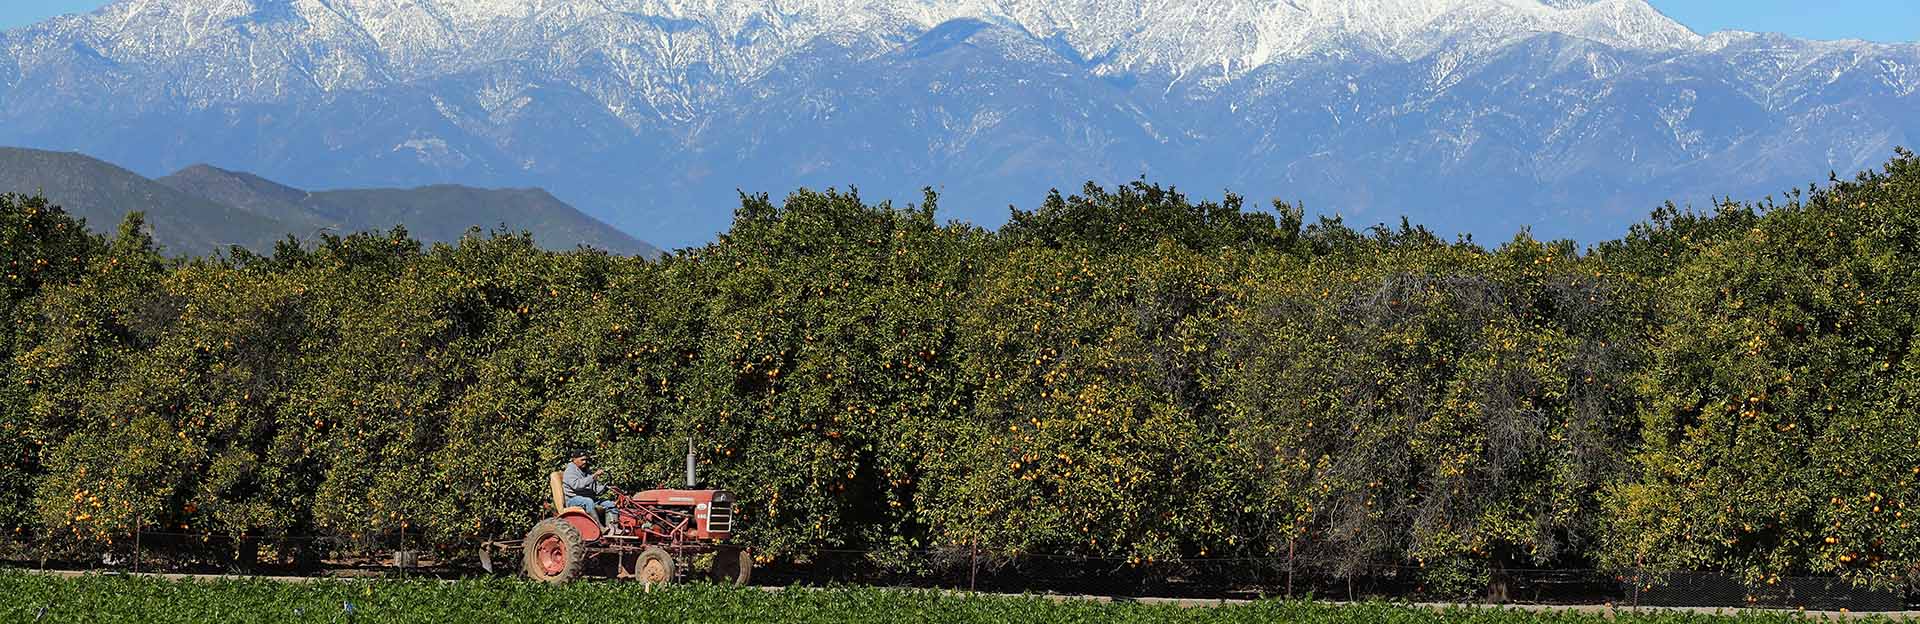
[522,519,586,583]
[711,546,752,585]
[636,547,676,585]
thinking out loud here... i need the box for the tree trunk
[1487,560,1512,604]
[228,534,261,572]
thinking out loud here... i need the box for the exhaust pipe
[686,438,698,488]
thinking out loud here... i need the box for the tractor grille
[707,499,733,534]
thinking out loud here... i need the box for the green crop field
[0,573,1899,624]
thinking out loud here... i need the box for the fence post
[1632,554,1643,610]
[968,540,979,593]
[1286,538,1295,598]
[133,519,141,575]
[1631,569,1641,609]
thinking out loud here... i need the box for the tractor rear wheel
[522,518,586,583]
[635,547,676,585]
[711,546,752,585]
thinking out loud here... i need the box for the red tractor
[482,446,751,584]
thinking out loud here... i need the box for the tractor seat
[549,471,588,517]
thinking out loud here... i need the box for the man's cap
[569,449,591,460]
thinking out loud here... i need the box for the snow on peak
[49,0,1703,72]
[998,0,1706,77]
[2,0,1714,116]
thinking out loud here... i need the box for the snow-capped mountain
[2,0,1915,247]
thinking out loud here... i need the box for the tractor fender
[556,508,603,542]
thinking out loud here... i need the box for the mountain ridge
[0,147,298,254]
[0,147,661,257]
[2,0,1915,246]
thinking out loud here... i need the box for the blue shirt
[562,463,606,499]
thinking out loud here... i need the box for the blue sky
[1,1,1916,43]
[1650,1,1919,43]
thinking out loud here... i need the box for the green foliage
[0,195,103,531]
[3,154,1920,595]
[1590,200,1760,280]
[1000,182,1296,255]
[1217,233,1649,597]
[1602,148,1920,589]
[925,242,1248,563]
[0,573,1882,624]
[637,189,983,559]
[21,213,184,544]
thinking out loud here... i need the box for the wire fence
[3,529,1915,612]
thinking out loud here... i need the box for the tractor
[482,444,751,584]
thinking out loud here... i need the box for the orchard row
[2,150,1917,595]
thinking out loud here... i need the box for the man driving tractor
[482,442,748,584]
[561,450,619,532]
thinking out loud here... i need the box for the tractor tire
[523,518,587,584]
[635,547,676,585]
[711,546,752,585]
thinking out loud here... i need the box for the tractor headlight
[713,491,734,505]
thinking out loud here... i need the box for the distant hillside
[157,165,660,257]
[0,148,660,257]
[152,165,333,233]
[0,148,299,255]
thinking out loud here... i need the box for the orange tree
[295,230,594,551]
[924,243,1191,563]
[16,215,170,548]
[1217,226,1649,597]
[921,184,1284,566]
[258,230,427,557]
[36,259,313,554]
[1603,150,1920,589]
[0,195,101,532]
[629,189,983,561]
[21,228,419,559]
[421,246,641,549]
